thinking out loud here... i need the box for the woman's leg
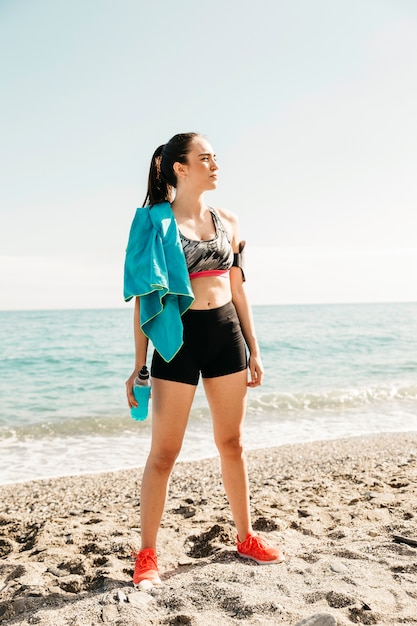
[203,370,251,541]
[140,378,196,550]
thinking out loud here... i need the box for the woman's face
[178,136,219,191]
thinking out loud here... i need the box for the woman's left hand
[247,354,264,388]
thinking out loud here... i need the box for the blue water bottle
[131,366,151,421]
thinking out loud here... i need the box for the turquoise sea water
[1,303,417,484]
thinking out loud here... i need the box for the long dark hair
[142,132,200,207]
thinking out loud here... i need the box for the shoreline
[3,424,417,488]
[1,431,417,625]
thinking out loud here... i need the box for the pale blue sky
[1,0,416,309]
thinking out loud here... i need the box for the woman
[124,132,285,590]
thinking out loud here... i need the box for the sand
[1,432,417,626]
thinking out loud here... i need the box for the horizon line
[1,300,416,314]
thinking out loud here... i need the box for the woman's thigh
[150,378,197,455]
[203,370,248,446]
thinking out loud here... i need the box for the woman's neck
[171,191,207,219]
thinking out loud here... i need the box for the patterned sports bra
[179,209,234,280]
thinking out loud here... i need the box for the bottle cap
[138,365,149,380]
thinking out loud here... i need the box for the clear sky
[1,0,416,310]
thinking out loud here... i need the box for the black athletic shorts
[151,301,248,385]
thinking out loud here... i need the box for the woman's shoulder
[212,206,239,227]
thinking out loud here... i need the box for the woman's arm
[225,211,264,388]
[126,296,149,408]
[231,271,264,387]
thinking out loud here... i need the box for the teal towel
[124,202,194,362]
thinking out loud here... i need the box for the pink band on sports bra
[189,269,230,280]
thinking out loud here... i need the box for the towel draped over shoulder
[123,202,194,362]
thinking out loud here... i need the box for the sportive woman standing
[124,132,285,589]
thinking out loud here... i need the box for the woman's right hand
[125,370,138,408]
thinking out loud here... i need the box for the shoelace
[132,551,158,570]
[241,535,267,552]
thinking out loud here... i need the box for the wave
[1,382,416,444]
[0,413,148,442]
[249,382,417,414]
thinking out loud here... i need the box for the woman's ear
[173,161,187,179]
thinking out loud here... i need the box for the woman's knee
[216,435,244,458]
[147,448,180,473]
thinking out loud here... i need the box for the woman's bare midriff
[189,275,232,310]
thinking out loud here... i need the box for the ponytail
[142,145,171,207]
[142,132,200,207]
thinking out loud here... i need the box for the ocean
[1,302,417,485]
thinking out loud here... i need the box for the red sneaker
[237,533,285,564]
[132,548,162,589]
